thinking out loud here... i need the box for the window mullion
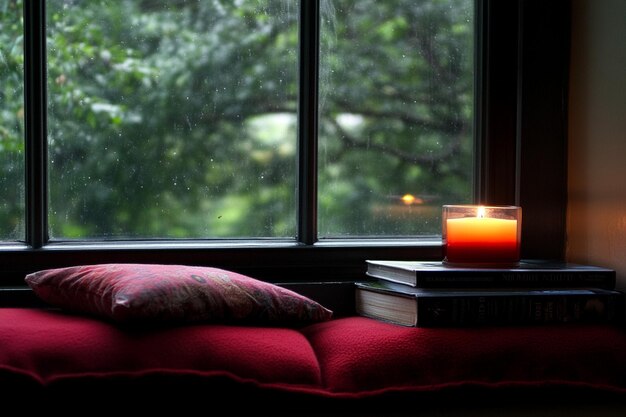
[475,0,519,206]
[297,0,320,245]
[24,0,48,248]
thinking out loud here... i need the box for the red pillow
[25,264,332,325]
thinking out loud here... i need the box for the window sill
[0,238,444,287]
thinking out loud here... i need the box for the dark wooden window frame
[1,0,570,312]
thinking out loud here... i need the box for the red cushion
[25,264,332,324]
[0,308,322,390]
[1,308,626,404]
[303,316,626,395]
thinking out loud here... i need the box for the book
[365,259,617,289]
[355,280,625,327]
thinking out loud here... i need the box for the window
[0,0,569,290]
[318,1,474,237]
[0,0,24,241]
[47,0,300,239]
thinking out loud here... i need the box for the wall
[568,0,626,289]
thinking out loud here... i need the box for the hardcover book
[355,280,625,327]
[365,259,617,289]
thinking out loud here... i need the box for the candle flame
[477,206,486,218]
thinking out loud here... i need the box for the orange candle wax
[444,206,520,264]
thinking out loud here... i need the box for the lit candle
[443,205,521,266]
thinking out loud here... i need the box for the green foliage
[0,0,24,239]
[0,0,473,240]
[318,0,473,236]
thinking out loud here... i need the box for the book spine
[416,272,616,289]
[416,292,624,327]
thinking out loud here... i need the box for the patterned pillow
[25,264,333,325]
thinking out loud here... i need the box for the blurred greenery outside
[0,0,473,241]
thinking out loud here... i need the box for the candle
[442,205,521,266]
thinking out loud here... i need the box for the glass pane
[0,0,25,241]
[47,0,298,239]
[319,0,474,237]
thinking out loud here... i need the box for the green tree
[0,0,24,239]
[319,0,473,236]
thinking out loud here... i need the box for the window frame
[1,0,570,305]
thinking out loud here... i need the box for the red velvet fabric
[1,308,626,401]
[303,316,626,395]
[0,308,322,390]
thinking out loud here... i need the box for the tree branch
[327,116,465,168]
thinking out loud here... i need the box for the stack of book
[355,259,625,327]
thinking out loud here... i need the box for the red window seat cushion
[302,316,626,395]
[1,308,626,412]
[0,308,323,390]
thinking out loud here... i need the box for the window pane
[319,0,474,237]
[47,0,298,239]
[0,0,25,241]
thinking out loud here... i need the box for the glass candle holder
[442,205,522,267]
